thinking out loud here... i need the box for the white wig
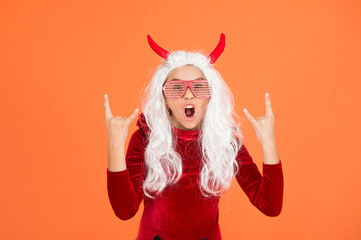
[142,50,243,198]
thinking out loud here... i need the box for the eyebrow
[170,77,205,81]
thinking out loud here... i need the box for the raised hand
[104,94,139,146]
[242,93,277,148]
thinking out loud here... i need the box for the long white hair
[142,50,243,198]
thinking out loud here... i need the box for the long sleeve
[235,144,284,217]
[106,129,147,220]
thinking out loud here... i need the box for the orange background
[1,0,360,239]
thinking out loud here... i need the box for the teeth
[185,105,194,109]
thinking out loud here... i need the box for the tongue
[185,108,194,117]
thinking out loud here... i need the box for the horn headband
[147,33,225,64]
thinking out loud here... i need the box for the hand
[243,93,276,148]
[104,94,139,145]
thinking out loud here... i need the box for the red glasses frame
[162,79,211,99]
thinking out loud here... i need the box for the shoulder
[236,144,254,165]
[129,129,148,147]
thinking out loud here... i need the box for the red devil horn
[147,35,170,59]
[209,33,225,64]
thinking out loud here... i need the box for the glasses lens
[164,81,186,98]
[191,80,211,98]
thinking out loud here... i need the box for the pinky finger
[128,108,139,122]
[243,108,256,124]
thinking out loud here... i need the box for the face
[164,65,210,131]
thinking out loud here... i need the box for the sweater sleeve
[106,129,146,220]
[235,144,284,217]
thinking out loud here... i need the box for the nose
[183,87,194,99]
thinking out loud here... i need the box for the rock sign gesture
[104,94,139,146]
[243,93,277,148]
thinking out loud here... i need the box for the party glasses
[162,79,211,99]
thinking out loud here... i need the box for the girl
[104,34,284,240]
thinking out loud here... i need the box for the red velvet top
[106,113,284,240]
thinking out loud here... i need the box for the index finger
[265,93,274,118]
[104,94,113,120]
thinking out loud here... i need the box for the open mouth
[184,104,195,120]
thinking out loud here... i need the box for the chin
[172,114,201,130]
[181,121,200,130]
